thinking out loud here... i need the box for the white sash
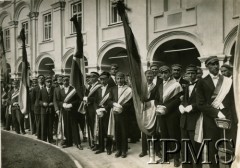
[12,90,20,100]
[64,88,76,103]
[107,86,132,138]
[88,83,101,97]
[163,79,183,103]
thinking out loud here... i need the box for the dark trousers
[181,128,202,168]
[12,108,25,134]
[41,112,54,142]
[30,110,36,134]
[5,110,12,131]
[35,113,41,139]
[159,114,181,160]
[115,114,128,153]
[86,105,96,139]
[63,109,81,146]
[98,115,112,151]
[141,132,148,153]
[1,106,6,127]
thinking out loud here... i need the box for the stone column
[8,21,18,79]
[51,1,66,75]
[29,12,39,78]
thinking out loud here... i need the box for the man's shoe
[92,146,98,151]
[115,151,122,158]
[121,152,127,158]
[76,144,83,150]
[95,150,103,154]
[107,150,112,155]
[139,152,147,157]
[174,159,180,167]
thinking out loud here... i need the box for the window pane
[48,14,51,22]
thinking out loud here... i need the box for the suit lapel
[204,75,215,91]
[158,82,163,104]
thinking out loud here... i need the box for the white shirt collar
[209,73,219,79]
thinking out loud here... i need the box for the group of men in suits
[137,56,236,168]
[1,55,237,167]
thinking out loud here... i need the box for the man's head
[90,72,99,84]
[145,70,154,84]
[171,64,182,79]
[57,75,63,85]
[63,75,70,87]
[196,66,203,79]
[45,76,52,88]
[37,74,45,85]
[99,71,110,86]
[221,64,232,77]
[150,64,159,77]
[115,72,125,86]
[110,64,119,76]
[185,64,197,83]
[159,65,171,81]
[205,56,219,76]
[12,80,19,89]
[86,74,91,85]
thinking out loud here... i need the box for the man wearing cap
[155,65,183,167]
[196,56,234,168]
[150,64,162,86]
[84,72,101,149]
[53,75,65,143]
[59,75,82,149]
[39,76,55,143]
[32,74,45,139]
[171,64,188,87]
[8,80,26,134]
[179,65,202,168]
[107,72,132,158]
[94,71,113,155]
[220,64,233,78]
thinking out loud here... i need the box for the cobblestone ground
[1,129,231,168]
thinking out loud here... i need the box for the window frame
[4,28,10,51]
[43,12,52,41]
[109,0,123,25]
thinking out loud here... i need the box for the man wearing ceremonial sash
[53,75,65,144]
[139,70,158,158]
[94,72,113,154]
[150,64,161,86]
[59,75,82,149]
[32,74,45,139]
[39,76,55,143]
[83,72,101,149]
[196,56,234,168]
[8,80,25,134]
[155,65,183,167]
[220,64,233,78]
[179,65,202,168]
[107,72,132,158]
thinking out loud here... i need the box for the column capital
[8,21,18,26]
[51,1,66,9]
[28,12,39,19]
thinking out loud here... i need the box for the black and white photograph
[0,0,240,168]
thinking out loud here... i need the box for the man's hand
[185,105,193,113]
[83,97,88,103]
[43,102,48,107]
[217,111,226,119]
[179,105,185,114]
[56,110,60,115]
[49,102,54,106]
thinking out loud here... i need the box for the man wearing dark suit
[155,65,182,167]
[196,56,234,168]
[139,70,159,157]
[83,72,101,149]
[150,63,162,86]
[108,64,118,88]
[32,74,45,139]
[171,64,188,88]
[179,65,202,168]
[59,75,82,149]
[53,75,65,143]
[94,72,113,155]
[39,76,55,143]
[107,72,132,158]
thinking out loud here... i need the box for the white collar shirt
[64,86,70,94]
[209,73,219,87]
[101,84,108,97]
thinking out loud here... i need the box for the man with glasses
[196,56,234,168]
